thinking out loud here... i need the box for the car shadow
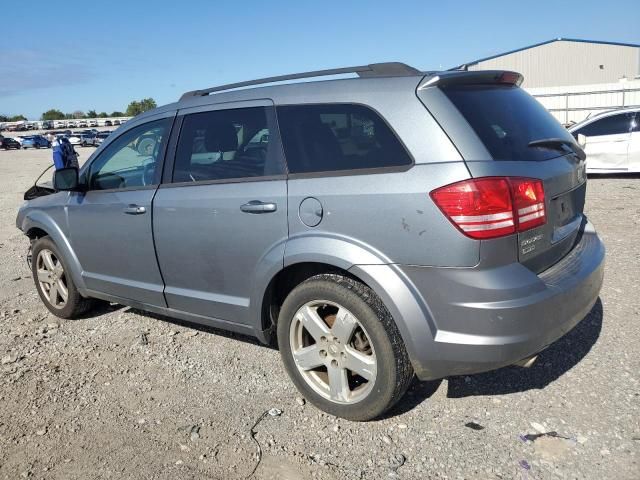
[379,378,444,419]
[588,173,640,179]
[125,307,276,349]
[75,300,126,319]
[446,297,603,398]
[380,298,603,418]
[81,296,602,417]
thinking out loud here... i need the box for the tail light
[430,177,545,240]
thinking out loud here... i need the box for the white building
[458,38,640,124]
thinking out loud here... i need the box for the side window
[88,118,171,190]
[277,104,412,174]
[173,107,283,183]
[576,114,633,137]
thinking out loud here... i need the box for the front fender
[19,209,86,293]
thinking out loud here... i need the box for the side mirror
[53,167,81,191]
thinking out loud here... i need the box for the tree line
[1,98,158,122]
[0,114,27,122]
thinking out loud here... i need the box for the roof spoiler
[179,62,423,100]
[419,70,524,89]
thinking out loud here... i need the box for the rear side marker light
[430,177,546,240]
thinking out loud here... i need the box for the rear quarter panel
[286,162,479,267]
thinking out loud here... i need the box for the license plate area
[550,183,586,243]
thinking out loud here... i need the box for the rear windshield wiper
[527,138,586,161]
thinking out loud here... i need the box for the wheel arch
[252,236,436,380]
[20,212,87,293]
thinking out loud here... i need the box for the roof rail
[179,62,422,100]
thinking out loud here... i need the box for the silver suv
[17,63,605,420]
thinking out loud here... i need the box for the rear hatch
[418,72,587,272]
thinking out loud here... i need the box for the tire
[277,274,413,421]
[31,237,95,319]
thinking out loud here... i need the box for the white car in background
[569,107,639,173]
[67,133,83,147]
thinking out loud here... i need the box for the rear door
[419,80,589,272]
[572,112,633,172]
[153,101,288,325]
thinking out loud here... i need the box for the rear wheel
[31,237,95,319]
[277,274,413,421]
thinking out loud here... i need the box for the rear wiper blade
[527,138,586,161]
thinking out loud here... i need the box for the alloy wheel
[36,249,68,309]
[289,300,377,404]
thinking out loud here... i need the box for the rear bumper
[394,221,604,380]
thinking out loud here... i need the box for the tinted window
[277,104,411,174]
[88,118,170,190]
[575,113,633,137]
[442,84,575,161]
[173,107,282,182]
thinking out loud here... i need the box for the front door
[67,116,174,305]
[153,102,288,325]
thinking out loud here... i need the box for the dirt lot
[0,148,638,480]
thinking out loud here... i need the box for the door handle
[123,205,147,215]
[240,201,277,214]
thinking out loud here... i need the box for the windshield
[441,84,576,161]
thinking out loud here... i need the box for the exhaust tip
[513,355,538,368]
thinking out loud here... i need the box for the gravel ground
[0,148,638,480]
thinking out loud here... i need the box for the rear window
[442,85,575,161]
[277,104,412,174]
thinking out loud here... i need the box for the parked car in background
[67,121,78,128]
[1,137,21,149]
[17,63,605,421]
[569,107,639,173]
[67,133,83,147]
[80,133,97,147]
[88,120,98,127]
[104,120,113,126]
[95,131,111,145]
[113,119,121,126]
[21,135,51,149]
[54,121,66,129]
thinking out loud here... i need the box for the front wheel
[277,274,413,421]
[31,237,95,319]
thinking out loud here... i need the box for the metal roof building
[460,38,640,88]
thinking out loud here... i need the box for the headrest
[204,121,238,152]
